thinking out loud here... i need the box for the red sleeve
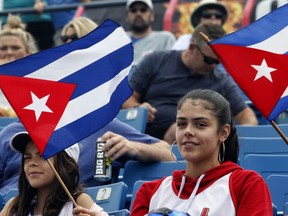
[230,170,273,216]
[130,178,165,215]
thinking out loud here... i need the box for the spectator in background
[123,23,258,144]
[60,16,98,44]
[46,0,91,46]
[125,0,176,67]
[172,0,228,51]
[0,14,39,117]
[131,89,272,215]
[2,0,55,50]
[172,0,249,101]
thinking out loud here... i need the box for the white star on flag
[251,59,277,82]
[24,92,53,121]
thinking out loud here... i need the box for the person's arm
[235,107,258,125]
[131,180,164,215]
[101,131,174,162]
[232,170,272,216]
[122,91,141,108]
[74,193,108,216]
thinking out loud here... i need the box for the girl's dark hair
[11,151,83,216]
[177,89,239,163]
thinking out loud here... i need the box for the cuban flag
[210,4,288,121]
[0,19,133,159]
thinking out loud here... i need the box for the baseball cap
[10,131,80,163]
[190,0,228,27]
[126,0,153,10]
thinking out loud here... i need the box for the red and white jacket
[131,161,272,216]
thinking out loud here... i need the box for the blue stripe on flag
[211,4,288,46]
[268,95,288,121]
[61,43,133,99]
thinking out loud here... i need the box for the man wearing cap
[0,118,174,200]
[172,0,249,101]
[126,0,176,66]
[172,0,228,50]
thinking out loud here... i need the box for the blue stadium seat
[130,180,147,210]
[236,124,288,138]
[116,107,148,133]
[242,154,288,181]
[267,174,288,214]
[238,137,288,165]
[122,161,186,199]
[85,182,128,212]
[107,209,130,216]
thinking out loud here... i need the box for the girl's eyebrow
[176,116,209,121]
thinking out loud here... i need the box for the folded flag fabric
[209,4,288,121]
[0,19,133,159]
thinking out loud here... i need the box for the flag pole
[270,120,288,144]
[47,159,78,207]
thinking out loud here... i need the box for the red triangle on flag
[0,75,76,154]
[211,44,288,119]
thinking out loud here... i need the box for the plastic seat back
[267,174,288,213]
[122,161,186,196]
[85,182,128,212]
[116,107,148,133]
[238,137,288,165]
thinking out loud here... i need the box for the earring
[170,141,178,162]
[218,142,225,163]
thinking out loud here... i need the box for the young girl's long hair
[10,151,83,216]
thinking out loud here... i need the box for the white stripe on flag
[25,27,131,81]
[55,64,132,130]
[282,86,288,98]
[248,26,288,54]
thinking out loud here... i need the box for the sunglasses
[129,7,149,13]
[195,45,220,65]
[61,33,79,43]
[201,12,223,19]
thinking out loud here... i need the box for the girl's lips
[183,141,199,146]
[28,171,42,177]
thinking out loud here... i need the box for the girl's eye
[196,122,207,128]
[23,156,31,161]
[177,122,186,127]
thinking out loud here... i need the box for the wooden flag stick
[199,32,211,43]
[270,120,288,144]
[47,158,78,207]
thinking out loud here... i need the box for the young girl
[0,131,108,216]
[131,89,273,216]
